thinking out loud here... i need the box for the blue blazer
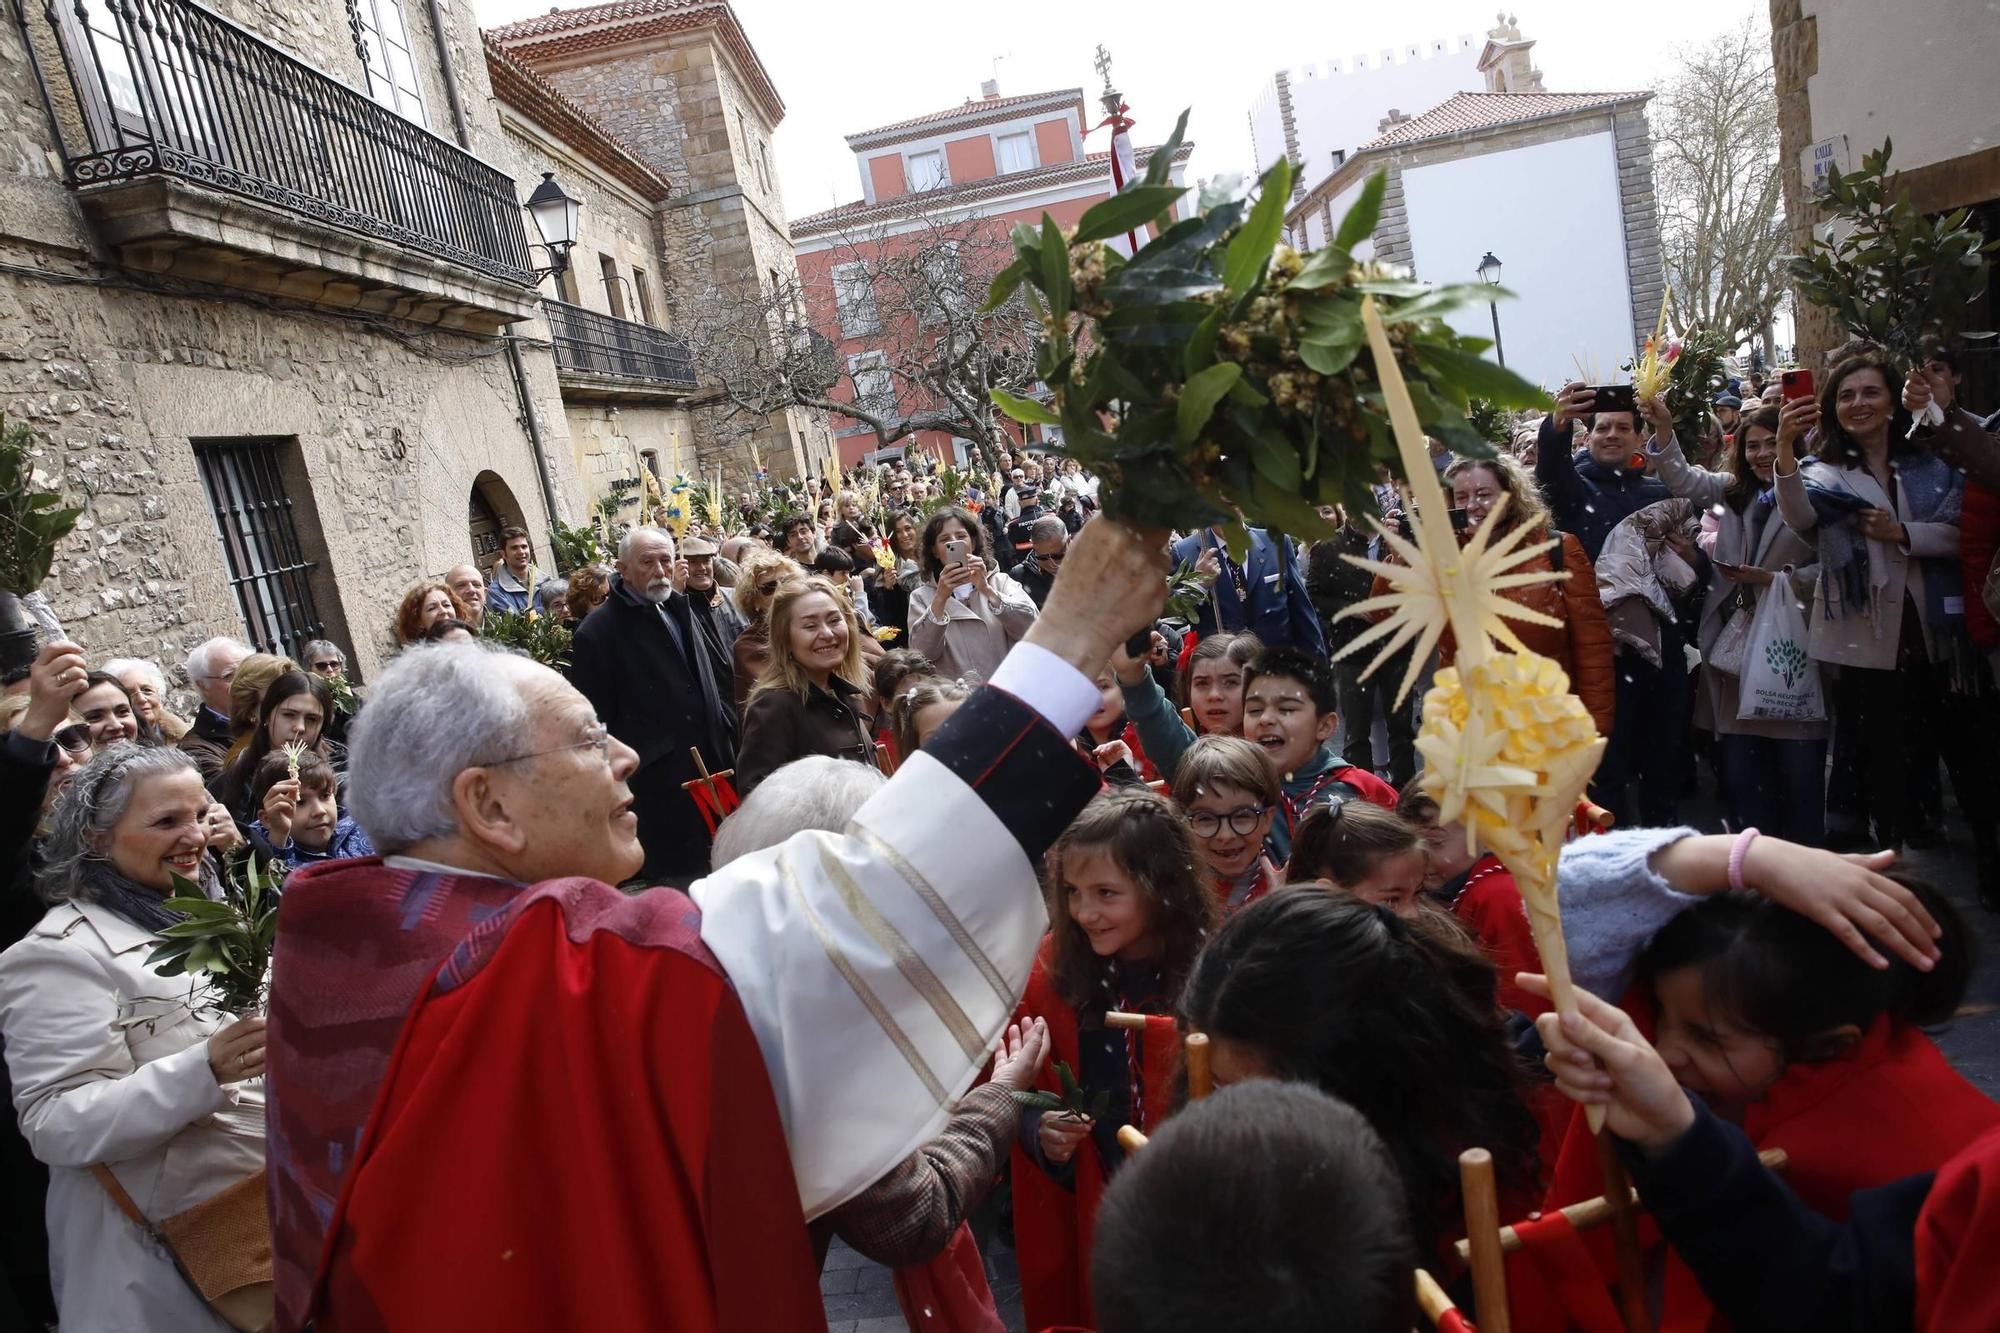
[1172,528,1327,654]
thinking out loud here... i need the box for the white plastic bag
[1737,568,1825,722]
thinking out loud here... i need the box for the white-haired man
[568,525,736,885]
[176,635,248,787]
[262,513,1168,1332]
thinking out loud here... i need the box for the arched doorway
[467,470,528,566]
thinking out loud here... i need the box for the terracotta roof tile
[792,143,1192,238]
[1360,90,1648,150]
[847,88,1084,144]
[485,0,785,125]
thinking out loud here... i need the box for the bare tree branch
[1653,17,1790,355]
[676,213,1045,473]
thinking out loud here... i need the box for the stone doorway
[468,470,528,566]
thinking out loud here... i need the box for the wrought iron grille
[193,439,326,660]
[543,299,698,390]
[37,0,534,285]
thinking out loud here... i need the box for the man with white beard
[569,526,737,885]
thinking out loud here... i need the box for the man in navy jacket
[1174,526,1327,655]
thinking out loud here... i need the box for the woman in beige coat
[908,506,1038,683]
[1647,400,1828,843]
[0,745,267,1332]
[1773,348,1964,848]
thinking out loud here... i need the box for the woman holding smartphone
[1645,397,1828,842]
[1774,348,1963,851]
[908,506,1038,683]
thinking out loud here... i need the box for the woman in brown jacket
[1371,453,1616,736]
[734,576,880,794]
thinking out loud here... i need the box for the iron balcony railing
[544,299,698,391]
[34,0,534,285]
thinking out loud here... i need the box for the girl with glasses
[1169,735,1281,913]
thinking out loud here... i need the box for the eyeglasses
[757,580,781,596]
[485,722,612,769]
[1186,805,1272,838]
[1036,550,1065,564]
[52,724,91,753]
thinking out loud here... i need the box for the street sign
[1804,135,1851,197]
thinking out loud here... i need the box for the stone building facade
[487,0,835,481]
[1,0,591,679]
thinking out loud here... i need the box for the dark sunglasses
[1037,550,1065,563]
[53,723,90,753]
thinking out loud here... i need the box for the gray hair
[346,640,538,853]
[616,525,673,561]
[537,578,568,605]
[184,635,250,682]
[302,639,347,669]
[103,656,167,694]
[709,756,887,869]
[1028,515,1067,544]
[38,742,199,905]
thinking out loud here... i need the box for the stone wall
[0,0,593,679]
[1613,106,1667,354]
[1770,0,1837,370]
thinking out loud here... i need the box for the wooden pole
[1103,1011,1150,1030]
[1414,1270,1457,1325]
[1116,1125,1148,1155]
[689,746,720,814]
[1454,1148,1791,1260]
[1596,1131,1655,1333]
[1459,1148,1511,1333]
[1184,1032,1212,1101]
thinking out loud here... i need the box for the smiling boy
[248,749,373,869]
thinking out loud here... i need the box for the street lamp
[524,171,582,283]
[1477,250,1505,368]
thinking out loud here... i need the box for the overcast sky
[473,0,1765,215]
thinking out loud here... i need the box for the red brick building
[792,84,1192,467]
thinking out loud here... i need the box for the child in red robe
[1010,788,1219,1333]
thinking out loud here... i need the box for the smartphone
[1590,384,1637,416]
[1781,368,1815,402]
[944,538,969,569]
[1448,508,1470,533]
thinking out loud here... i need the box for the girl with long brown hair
[733,575,875,795]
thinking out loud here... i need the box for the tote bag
[1738,569,1825,722]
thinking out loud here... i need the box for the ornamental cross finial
[1092,44,1114,92]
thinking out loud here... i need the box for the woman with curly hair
[730,547,807,710]
[391,581,471,648]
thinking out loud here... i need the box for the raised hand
[1521,975,1695,1153]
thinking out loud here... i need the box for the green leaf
[1224,157,1292,295]
[1140,109,1191,188]
[1072,186,1187,245]
[1412,344,1546,409]
[1176,362,1242,446]
[1352,276,1431,299]
[1250,431,1301,490]
[990,388,1061,426]
[983,258,1029,312]
[1040,216,1072,331]
[1286,244,1351,292]
[1009,1090,1066,1113]
[1056,1059,1083,1105]
[1334,171,1387,253]
[1183,307,1223,378]
[1378,283,1507,326]
[1298,330,1363,376]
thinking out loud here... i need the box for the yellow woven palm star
[1331,492,1568,705]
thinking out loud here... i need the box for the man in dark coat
[1173,526,1327,655]
[177,635,249,791]
[569,526,737,886]
[1007,515,1067,608]
[1004,484,1049,556]
[680,535,744,663]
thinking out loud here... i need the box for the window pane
[996,132,1035,174]
[356,0,428,126]
[834,263,878,337]
[907,150,946,191]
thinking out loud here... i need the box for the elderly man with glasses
[1008,514,1070,608]
[261,515,1167,1333]
[176,635,250,789]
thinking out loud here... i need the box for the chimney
[980,79,1001,100]
[1377,108,1409,133]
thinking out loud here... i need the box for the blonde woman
[730,547,807,711]
[734,576,877,794]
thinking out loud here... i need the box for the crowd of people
[0,343,1996,1333]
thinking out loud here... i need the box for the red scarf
[1447,855,1549,1018]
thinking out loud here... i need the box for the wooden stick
[689,746,720,813]
[1180,706,1197,730]
[1596,1131,1654,1333]
[1453,1149,1791,1260]
[1414,1269,1457,1324]
[1184,1032,1212,1101]
[1116,1125,1148,1155]
[1103,1011,1150,1030]
[1460,1148,1511,1333]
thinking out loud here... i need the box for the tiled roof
[846,88,1085,147]
[1360,90,1649,150]
[792,143,1193,238]
[485,0,785,125]
[483,33,673,202]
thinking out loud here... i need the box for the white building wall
[1802,0,2000,180]
[1399,130,1633,392]
[1248,37,1481,189]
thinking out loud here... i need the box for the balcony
[544,299,698,400]
[31,0,539,332]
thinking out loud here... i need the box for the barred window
[193,439,328,661]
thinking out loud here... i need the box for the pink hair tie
[1728,827,1760,892]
